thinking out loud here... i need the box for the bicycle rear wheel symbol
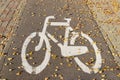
[21,16,102,74]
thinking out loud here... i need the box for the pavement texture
[0,0,27,58]
[87,0,120,66]
[0,0,120,80]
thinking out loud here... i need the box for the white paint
[47,27,89,57]
[61,46,88,57]
[74,32,102,74]
[50,22,70,27]
[74,57,92,74]
[21,16,102,74]
[35,16,55,51]
[64,27,73,46]
[70,32,79,45]
[50,18,71,27]
[21,32,51,74]
[47,32,58,43]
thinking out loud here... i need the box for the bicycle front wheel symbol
[21,32,51,74]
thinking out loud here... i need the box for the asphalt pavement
[0,0,120,80]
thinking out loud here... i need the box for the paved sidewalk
[0,0,120,79]
[87,0,120,66]
[0,0,27,58]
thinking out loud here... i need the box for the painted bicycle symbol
[21,16,102,74]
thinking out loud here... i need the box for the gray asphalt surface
[0,0,120,80]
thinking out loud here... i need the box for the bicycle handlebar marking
[21,16,102,74]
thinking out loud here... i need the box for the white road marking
[74,32,102,74]
[50,22,69,27]
[70,32,79,45]
[47,26,89,57]
[81,32,102,71]
[21,16,102,74]
[74,57,92,74]
[61,46,89,57]
[21,32,51,74]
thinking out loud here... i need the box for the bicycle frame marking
[35,16,88,57]
[21,16,102,74]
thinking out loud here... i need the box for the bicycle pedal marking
[21,16,102,74]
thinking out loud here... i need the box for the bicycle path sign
[21,16,102,74]
[1,0,119,80]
